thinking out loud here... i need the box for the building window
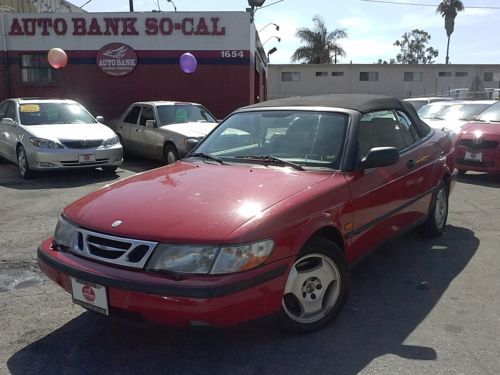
[455,72,468,77]
[315,71,328,77]
[359,72,379,81]
[332,71,344,77]
[484,72,494,82]
[21,54,54,84]
[438,72,452,77]
[282,72,301,82]
[404,72,423,82]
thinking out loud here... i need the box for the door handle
[135,129,141,133]
[406,160,416,168]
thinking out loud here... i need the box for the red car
[38,94,456,333]
[454,101,500,174]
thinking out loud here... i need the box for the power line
[360,0,500,9]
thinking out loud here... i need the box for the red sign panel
[97,43,137,77]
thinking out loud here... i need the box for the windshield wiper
[188,152,228,165]
[234,155,305,171]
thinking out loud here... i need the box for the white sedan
[0,98,122,179]
[109,101,218,164]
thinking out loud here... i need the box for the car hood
[63,161,333,243]
[159,122,217,137]
[23,123,116,141]
[461,122,500,137]
[424,118,467,133]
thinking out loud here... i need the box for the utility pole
[129,0,134,12]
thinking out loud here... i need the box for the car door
[117,105,141,151]
[345,109,438,261]
[0,101,20,161]
[133,105,158,158]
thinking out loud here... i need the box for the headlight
[146,239,274,275]
[147,244,219,274]
[103,135,119,147]
[53,215,77,249]
[30,137,63,149]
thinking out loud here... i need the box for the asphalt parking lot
[0,158,499,375]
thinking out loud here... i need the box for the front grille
[61,140,103,149]
[70,228,158,269]
[458,139,498,150]
[61,158,109,166]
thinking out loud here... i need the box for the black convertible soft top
[243,94,409,114]
[241,93,431,137]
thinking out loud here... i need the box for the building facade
[0,11,268,120]
[268,64,500,100]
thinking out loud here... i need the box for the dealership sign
[8,17,226,36]
[97,43,137,77]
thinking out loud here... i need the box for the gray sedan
[110,101,218,164]
[0,98,123,179]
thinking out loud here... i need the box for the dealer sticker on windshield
[71,277,109,315]
[19,104,40,112]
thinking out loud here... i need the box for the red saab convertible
[454,100,500,174]
[38,94,456,333]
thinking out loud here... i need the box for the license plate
[78,154,96,163]
[464,151,482,162]
[71,277,109,315]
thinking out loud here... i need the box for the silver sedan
[110,101,218,164]
[0,98,123,179]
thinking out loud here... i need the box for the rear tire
[163,143,179,165]
[279,237,349,334]
[418,181,448,238]
[17,146,34,179]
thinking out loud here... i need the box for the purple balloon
[179,52,197,74]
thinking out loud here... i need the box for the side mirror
[146,119,156,128]
[360,147,399,169]
[1,118,15,126]
[95,116,104,123]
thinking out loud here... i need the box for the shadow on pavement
[7,225,478,375]
[457,172,500,188]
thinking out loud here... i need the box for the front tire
[279,237,349,334]
[163,143,179,165]
[102,166,118,174]
[418,181,448,238]
[17,146,34,179]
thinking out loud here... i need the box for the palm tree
[291,16,347,64]
[436,0,464,64]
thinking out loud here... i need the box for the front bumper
[27,144,123,170]
[37,239,289,327]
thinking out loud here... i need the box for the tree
[394,29,439,64]
[436,0,464,64]
[291,16,347,64]
[375,58,396,64]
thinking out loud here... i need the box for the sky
[70,0,500,65]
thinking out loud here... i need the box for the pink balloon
[179,53,197,74]
[48,48,68,69]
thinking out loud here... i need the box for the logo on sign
[97,43,137,77]
[82,285,96,302]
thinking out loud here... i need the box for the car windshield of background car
[157,105,216,125]
[475,101,500,123]
[194,110,348,170]
[19,103,96,126]
[439,103,493,121]
[418,102,455,119]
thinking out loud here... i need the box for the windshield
[437,103,493,121]
[18,103,96,125]
[194,110,348,170]
[417,102,456,119]
[475,101,500,122]
[157,104,216,125]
